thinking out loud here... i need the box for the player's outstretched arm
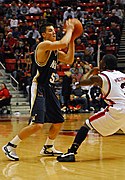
[58,39,75,65]
[79,67,102,87]
[83,67,100,79]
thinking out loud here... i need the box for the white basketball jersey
[99,70,125,105]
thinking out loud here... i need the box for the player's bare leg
[2,124,43,161]
[40,123,63,156]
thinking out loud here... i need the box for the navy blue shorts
[30,85,64,124]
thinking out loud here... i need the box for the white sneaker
[40,145,63,156]
[2,143,19,161]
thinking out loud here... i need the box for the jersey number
[50,73,56,84]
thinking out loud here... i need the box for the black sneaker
[2,143,19,161]
[57,152,75,162]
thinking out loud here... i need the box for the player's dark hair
[40,22,54,34]
[102,54,117,70]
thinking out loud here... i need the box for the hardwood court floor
[0,113,125,180]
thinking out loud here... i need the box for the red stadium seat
[88,40,97,45]
[27,22,35,26]
[25,16,34,22]
[5,59,16,72]
[94,20,101,27]
[57,71,65,77]
[40,3,50,8]
[20,59,26,64]
[85,8,95,14]
[60,64,70,71]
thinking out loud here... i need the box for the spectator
[12,27,21,39]
[25,31,36,51]
[108,9,121,25]
[105,31,116,45]
[84,14,94,27]
[78,61,86,75]
[21,72,32,98]
[31,38,40,52]
[6,7,13,19]
[0,2,6,17]
[62,71,72,112]
[19,2,29,21]
[81,32,89,47]
[84,20,95,36]
[71,82,89,112]
[9,15,18,30]
[10,1,19,17]
[103,0,112,14]
[56,26,65,40]
[5,32,17,48]
[99,26,108,42]
[84,43,94,65]
[89,84,102,112]
[29,3,42,15]
[69,62,78,74]
[119,0,125,8]
[110,22,121,44]
[0,83,11,113]
[72,68,82,82]
[0,21,5,36]
[112,4,124,21]
[74,7,85,25]
[74,38,85,62]
[85,43,94,56]
[56,7,64,27]
[101,13,109,27]
[25,25,41,40]
[19,20,30,35]
[51,0,59,10]
[63,7,74,22]
[2,40,14,60]
[92,7,103,20]
[13,41,22,60]
[67,94,87,113]
[71,76,79,91]
[43,8,57,25]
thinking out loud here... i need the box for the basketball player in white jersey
[57,54,125,162]
[2,20,75,161]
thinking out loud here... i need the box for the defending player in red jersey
[57,54,125,162]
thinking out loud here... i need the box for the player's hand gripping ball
[64,18,84,40]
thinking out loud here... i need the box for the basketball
[64,18,83,40]
[71,18,83,40]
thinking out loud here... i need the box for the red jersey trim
[89,107,109,122]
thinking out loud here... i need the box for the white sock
[44,137,55,146]
[10,135,22,146]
